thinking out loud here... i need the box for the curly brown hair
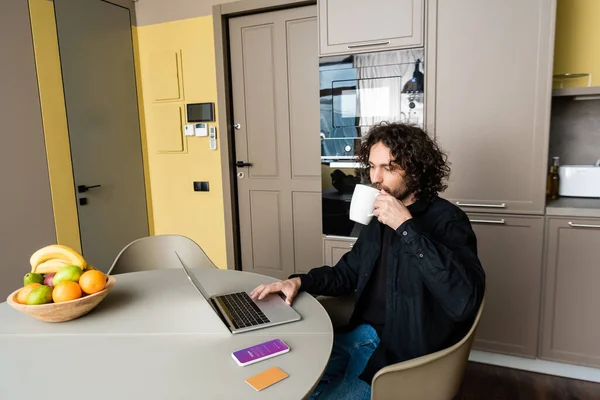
[357,122,450,201]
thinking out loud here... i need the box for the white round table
[0,268,333,400]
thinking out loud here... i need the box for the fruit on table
[12,245,109,310]
[35,259,72,275]
[43,273,56,287]
[26,285,53,305]
[30,244,86,274]
[79,270,106,294]
[17,283,42,304]
[52,265,84,287]
[52,281,82,303]
[23,273,43,286]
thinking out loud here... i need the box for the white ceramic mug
[349,184,380,225]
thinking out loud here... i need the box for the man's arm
[249,233,366,303]
[288,221,379,297]
[289,240,362,297]
[398,214,486,322]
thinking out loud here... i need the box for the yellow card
[245,366,289,391]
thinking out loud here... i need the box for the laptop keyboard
[217,292,270,329]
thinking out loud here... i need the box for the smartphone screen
[232,339,290,366]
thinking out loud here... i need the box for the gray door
[229,6,322,280]
[54,0,148,272]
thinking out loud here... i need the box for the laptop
[175,252,301,334]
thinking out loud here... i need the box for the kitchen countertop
[545,197,600,218]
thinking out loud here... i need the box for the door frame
[213,0,316,271]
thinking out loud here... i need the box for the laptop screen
[175,251,212,301]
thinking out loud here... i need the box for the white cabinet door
[319,0,424,56]
[431,0,555,214]
[323,237,356,266]
[468,214,544,357]
[541,217,600,367]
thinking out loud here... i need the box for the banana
[34,259,74,274]
[30,244,86,272]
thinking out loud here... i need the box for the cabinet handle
[456,202,506,208]
[568,222,600,229]
[347,40,391,49]
[469,218,506,225]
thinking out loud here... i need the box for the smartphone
[232,339,290,367]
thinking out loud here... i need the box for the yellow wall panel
[136,16,227,269]
[28,0,81,252]
[149,50,182,101]
[150,104,185,152]
[554,0,600,87]
[132,26,155,236]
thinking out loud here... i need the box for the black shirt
[358,225,394,337]
[289,196,486,384]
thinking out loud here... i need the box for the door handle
[347,40,390,49]
[77,184,102,193]
[236,161,253,168]
[469,218,506,225]
[568,222,600,229]
[456,202,506,208]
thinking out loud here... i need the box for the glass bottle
[546,157,560,200]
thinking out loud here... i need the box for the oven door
[320,50,424,160]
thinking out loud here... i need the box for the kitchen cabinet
[468,214,544,357]
[318,0,424,56]
[323,236,356,266]
[541,217,600,367]
[430,0,555,214]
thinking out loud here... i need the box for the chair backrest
[371,297,486,400]
[107,235,218,275]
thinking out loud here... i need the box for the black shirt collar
[407,196,433,215]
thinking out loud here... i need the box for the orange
[79,270,106,295]
[17,283,41,304]
[52,281,82,303]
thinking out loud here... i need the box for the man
[250,123,486,399]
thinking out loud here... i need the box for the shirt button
[419,253,424,258]
[402,231,408,236]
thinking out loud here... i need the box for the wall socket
[193,181,210,192]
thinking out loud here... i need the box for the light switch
[184,124,195,136]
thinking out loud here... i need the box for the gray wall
[0,0,56,298]
[549,97,600,166]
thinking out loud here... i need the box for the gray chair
[107,234,218,275]
[318,294,485,400]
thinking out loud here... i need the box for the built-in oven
[320,48,425,237]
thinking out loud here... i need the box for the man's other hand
[250,277,301,305]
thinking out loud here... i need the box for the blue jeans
[310,324,380,400]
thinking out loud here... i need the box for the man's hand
[250,277,301,305]
[373,190,413,230]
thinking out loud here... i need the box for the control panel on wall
[184,102,217,150]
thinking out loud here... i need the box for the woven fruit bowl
[6,275,116,323]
